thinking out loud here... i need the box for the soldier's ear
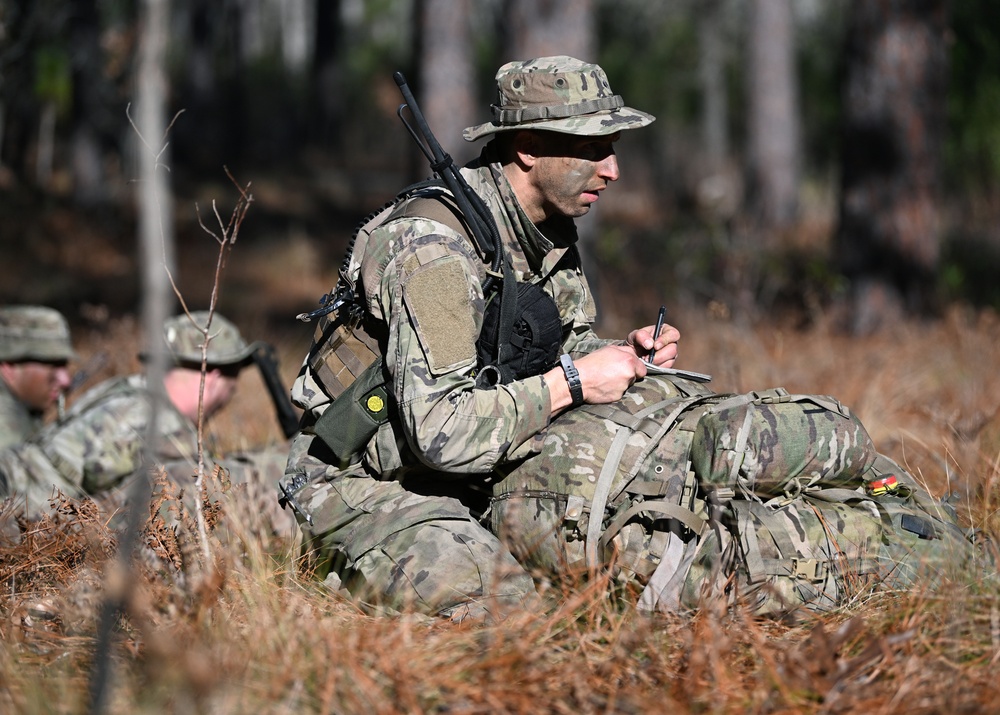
[0,362,19,385]
[512,130,541,167]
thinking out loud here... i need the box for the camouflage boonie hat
[159,311,258,367]
[463,56,654,142]
[0,305,75,363]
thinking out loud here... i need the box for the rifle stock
[252,342,300,439]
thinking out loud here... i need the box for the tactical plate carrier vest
[292,182,562,464]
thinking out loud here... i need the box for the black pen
[648,305,666,363]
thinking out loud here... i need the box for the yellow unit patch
[366,394,385,414]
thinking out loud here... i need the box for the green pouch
[312,358,390,463]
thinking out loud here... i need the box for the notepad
[642,362,713,383]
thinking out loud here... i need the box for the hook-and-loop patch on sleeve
[400,242,481,375]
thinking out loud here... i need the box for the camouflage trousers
[491,376,984,615]
[280,431,537,621]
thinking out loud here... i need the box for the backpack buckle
[790,557,826,582]
[564,495,586,524]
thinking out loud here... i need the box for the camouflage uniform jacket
[0,377,41,451]
[294,144,617,480]
[0,374,199,511]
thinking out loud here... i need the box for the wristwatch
[559,353,585,408]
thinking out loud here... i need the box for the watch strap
[559,353,585,408]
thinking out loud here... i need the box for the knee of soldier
[347,517,536,621]
[279,432,374,536]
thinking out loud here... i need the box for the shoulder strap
[388,190,520,373]
[385,193,471,243]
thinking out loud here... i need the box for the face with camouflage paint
[509,130,621,223]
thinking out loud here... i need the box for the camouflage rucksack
[490,374,983,615]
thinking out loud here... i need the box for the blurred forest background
[0,0,1000,370]
[2,0,1000,343]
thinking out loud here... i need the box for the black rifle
[251,342,300,439]
[393,72,518,367]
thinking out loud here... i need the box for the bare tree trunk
[700,0,728,172]
[279,0,312,74]
[35,101,56,188]
[502,0,595,61]
[694,0,742,225]
[91,3,174,708]
[136,0,175,342]
[746,0,800,230]
[418,0,476,165]
[311,0,344,147]
[187,3,216,99]
[69,0,110,204]
[134,0,174,541]
[835,0,948,334]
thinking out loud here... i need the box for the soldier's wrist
[559,354,585,408]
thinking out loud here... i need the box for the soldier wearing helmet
[0,306,75,450]
[282,57,677,621]
[0,311,294,537]
[155,311,259,423]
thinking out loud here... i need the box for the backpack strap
[583,394,716,569]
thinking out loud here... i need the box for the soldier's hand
[578,344,648,402]
[545,345,647,415]
[626,323,680,367]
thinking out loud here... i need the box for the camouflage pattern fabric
[463,56,654,141]
[284,142,630,616]
[0,375,198,514]
[0,305,74,453]
[291,145,614,466]
[689,390,876,500]
[682,481,982,615]
[0,305,75,363]
[0,374,291,538]
[492,373,716,582]
[490,373,982,616]
[156,311,259,367]
[284,55,659,616]
[283,432,536,621]
[0,378,41,452]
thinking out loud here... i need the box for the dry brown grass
[2,305,1000,713]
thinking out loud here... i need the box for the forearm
[397,356,551,472]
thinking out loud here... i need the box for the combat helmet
[463,55,654,141]
[159,311,258,367]
[0,305,76,363]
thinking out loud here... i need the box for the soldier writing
[282,57,985,622]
